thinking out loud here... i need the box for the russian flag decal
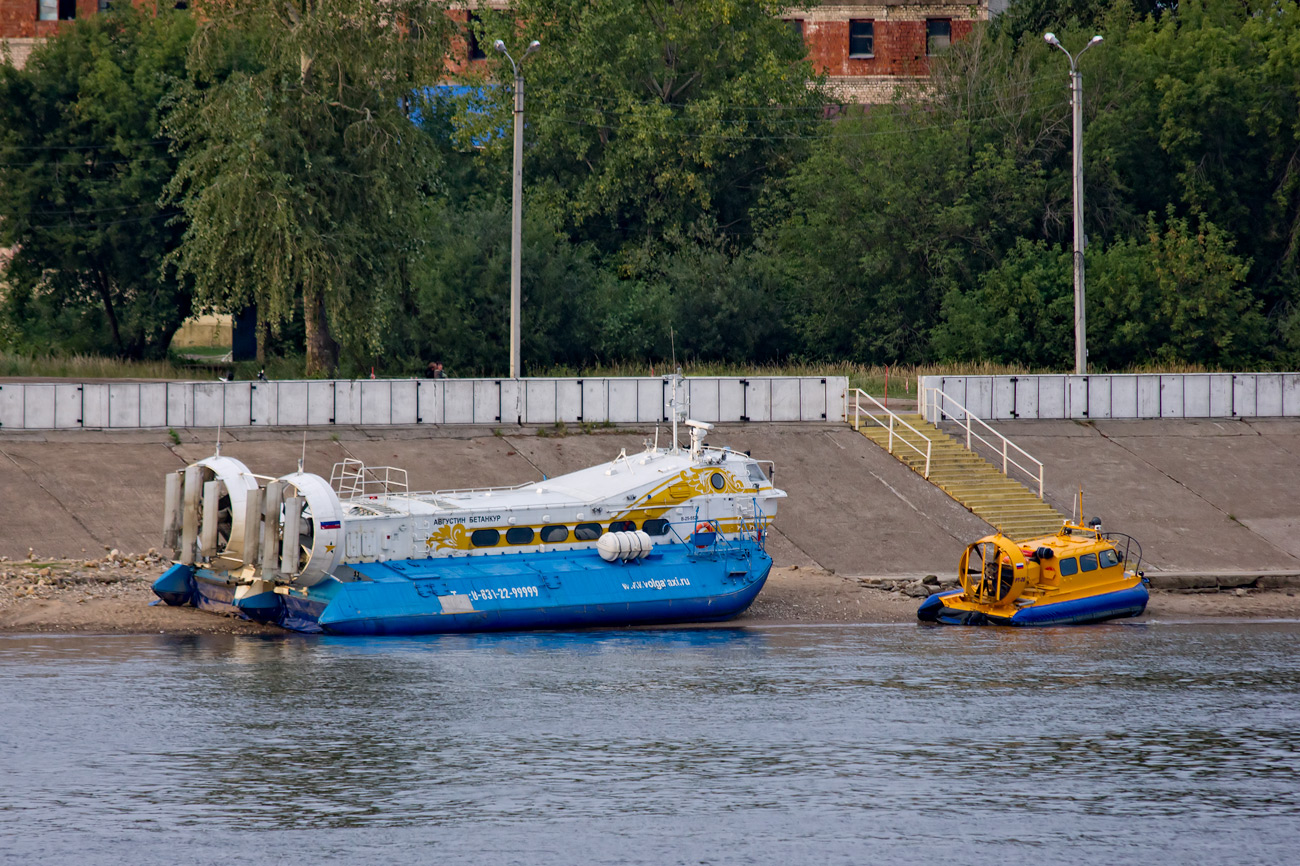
[320,520,341,530]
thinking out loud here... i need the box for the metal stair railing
[845,388,932,478]
[920,387,1045,498]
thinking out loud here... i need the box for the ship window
[505,527,534,545]
[540,525,568,543]
[574,523,603,541]
[710,472,726,490]
[1059,557,1079,576]
[746,463,767,484]
[1079,552,1099,572]
[1099,548,1120,568]
[470,529,500,547]
[609,520,636,532]
[642,518,670,536]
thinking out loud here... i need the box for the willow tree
[164,0,450,374]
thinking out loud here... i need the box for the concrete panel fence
[0,376,848,431]
[920,373,1300,421]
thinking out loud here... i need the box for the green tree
[391,199,620,375]
[763,24,1056,364]
[1089,210,1262,367]
[0,8,194,359]
[1074,0,1300,364]
[934,211,1262,369]
[164,0,451,375]
[471,0,826,258]
[992,0,1173,41]
[931,239,1074,367]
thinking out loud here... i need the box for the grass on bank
[0,351,1226,399]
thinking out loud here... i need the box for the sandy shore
[2,555,1298,636]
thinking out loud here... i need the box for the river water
[2,622,1298,865]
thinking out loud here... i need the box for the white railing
[921,386,1044,498]
[330,459,409,500]
[845,388,932,478]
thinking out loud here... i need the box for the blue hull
[918,583,1149,626]
[153,543,772,636]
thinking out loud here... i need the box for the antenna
[215,423,222,456]
[298,431,307,474]
[670,326,676,369]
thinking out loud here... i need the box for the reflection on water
[2,624,1298,865]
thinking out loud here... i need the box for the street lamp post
[495,38,540,380]
[1045,32,1102,375]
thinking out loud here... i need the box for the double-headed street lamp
[494,38,540,380]
[1045,32,1102,375]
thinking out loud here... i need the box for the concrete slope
[0,424,990,575]
[2,419,1298,577]
[982,418,1300,573]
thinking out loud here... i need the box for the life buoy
[694,521,716,547]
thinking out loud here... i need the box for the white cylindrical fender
[597,530,655,562]
[632,530,653,559]
[275,471,344,586]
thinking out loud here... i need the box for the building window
[39,0,76,21]
[848,20,874,58]
[466,11,486,61]
[927,19,952,55]
[97,0,110,11]
[786,19,804,40]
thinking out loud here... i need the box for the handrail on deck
[920,387,1045,498]
[844,388,932,479]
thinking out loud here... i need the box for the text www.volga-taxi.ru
[622,577,691,591]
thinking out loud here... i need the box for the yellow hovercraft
[917,518,1148,627]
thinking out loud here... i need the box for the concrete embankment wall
[1,419,1297,585]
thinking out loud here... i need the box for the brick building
[1,0,106,68]
[790,2,992,102]
[3,2,996,104]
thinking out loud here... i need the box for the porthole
[470,529,500,547]
[505,527,535,545]
[540,525,569,543]
[609,520,636,532]
[642,518,670,537]
[574,523,603,541]
[710,472,726,490]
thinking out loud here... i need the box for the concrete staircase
[856,412,1065,540]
